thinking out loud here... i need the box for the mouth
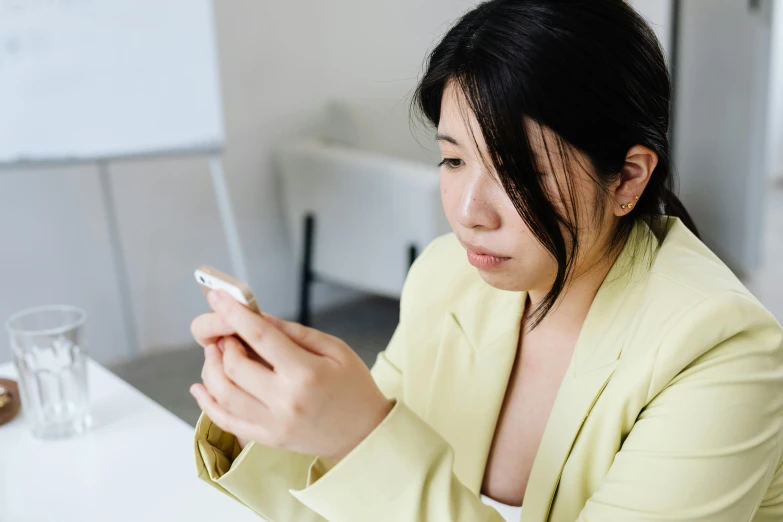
[461,240,511,270]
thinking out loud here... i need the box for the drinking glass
[6,305,90,439]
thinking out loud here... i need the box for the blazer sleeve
[286,397,510,522]
[192,242,421,520]
[193,328,411,522]
[193,336,411,520]
[577,291,783,521]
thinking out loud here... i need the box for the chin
[476,269,527,292]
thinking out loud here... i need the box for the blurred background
[0,0,781,426]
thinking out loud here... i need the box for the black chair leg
[408,244,418,272]
[298,214,315,326]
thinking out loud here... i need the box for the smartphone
[194,265,260,314]
[194,265,271,366]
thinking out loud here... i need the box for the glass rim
[5,305,87,337]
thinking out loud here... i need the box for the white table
[0,360,260,521]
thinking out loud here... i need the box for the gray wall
[768,0,783,180]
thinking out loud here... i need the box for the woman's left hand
[190,289,395,463]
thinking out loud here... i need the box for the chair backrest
[276,139,449,299]
[323,99,441,165]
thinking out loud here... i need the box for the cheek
[440,174,461,223]
[482,208,558,291]
[484,242,557,292]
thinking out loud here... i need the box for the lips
[461,240,510,270]
[461,240,508,259]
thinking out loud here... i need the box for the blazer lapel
[422,220,659,520]
[521,220,659,522]
[424,283,527,494]
[519,361,618,521]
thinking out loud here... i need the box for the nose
[456,170,502,231]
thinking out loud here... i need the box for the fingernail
[208,290,222,307]
[217,337,225,351]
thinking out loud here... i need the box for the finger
[190,383,268,444]
[222,336,277,403]
[191,313,234,348]
[262,315,342,359]
[209,290,314,369]
[201,344,271,418]
[221,335,274,369]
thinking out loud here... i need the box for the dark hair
[412,0,699,328]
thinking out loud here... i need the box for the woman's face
[437,82,612,294]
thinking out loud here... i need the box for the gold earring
[622,194,640,211]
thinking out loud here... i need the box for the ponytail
[662,188,700,238]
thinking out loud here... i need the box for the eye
[438,158,464,170]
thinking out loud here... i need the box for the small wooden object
[0,379,21,426]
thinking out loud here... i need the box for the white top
[0,360,258,522]
[481,493,523,522]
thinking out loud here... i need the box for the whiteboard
[0,0,224,163]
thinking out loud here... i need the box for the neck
[525,246,620,335]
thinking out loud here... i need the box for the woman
[189,1,783,520]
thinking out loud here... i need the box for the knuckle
[289,322,307,340]
[218,392,234,413]
[248,323,268,347]
[299,328,316,347]
[289,399,306,418]
[248,330,263,347]
[286,389,309,417]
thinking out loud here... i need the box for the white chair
[275,99,450,325]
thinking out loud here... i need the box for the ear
[612,145,658,217]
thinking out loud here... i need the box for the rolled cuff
[289,399,454,522]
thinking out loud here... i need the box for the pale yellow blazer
[194,218,783,521]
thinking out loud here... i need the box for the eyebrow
[436,133,459,146]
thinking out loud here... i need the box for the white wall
[0,164,132,363]
[673,0,773,273]
[629,0,673,61]
[0,0,473,365]
[0,0,691,365]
